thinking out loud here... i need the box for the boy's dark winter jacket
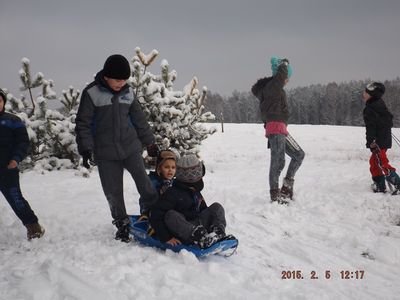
[149,180,207,242]
[0,111,30,168]
[75,71,155,160]
[251,63,289,123]
[363,97,393,149]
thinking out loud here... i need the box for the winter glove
[146,144,160,157]
[369,141,379,153]
[82,151,95,169]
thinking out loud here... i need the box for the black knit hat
[102,54,131,80]
[365,82,385,99]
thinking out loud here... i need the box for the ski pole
[391,133,400,147]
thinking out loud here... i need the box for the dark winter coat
[149,180,207,242]
[75,71,155,160]
[363,97,393,149]
[0,111,30,168]
[251,63,289,124]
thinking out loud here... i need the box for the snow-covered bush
[5,58,81,171]
[131,47,216,156]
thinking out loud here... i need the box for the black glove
[146,144,160,157]
[82,151,95,169]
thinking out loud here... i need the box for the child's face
[362,91,371,102]
[158,159,176,180]
[0,96,4,111]
[104,76,127,92]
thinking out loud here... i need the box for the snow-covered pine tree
[19,57,44,112]
[61,86,80,114]
[5,58,81,171]
[130,47,216,156]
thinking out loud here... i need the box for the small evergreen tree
[6,58,81,171]
[131,47,216,156]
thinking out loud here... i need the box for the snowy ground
[1,124,400,300]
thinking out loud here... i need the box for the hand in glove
[369,141,379,153]
[82,151,96,169]
[146,144,160,157]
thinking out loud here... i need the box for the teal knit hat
[270,56,293,78]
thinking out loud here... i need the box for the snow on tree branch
[131,47,216,156]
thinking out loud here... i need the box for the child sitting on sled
[139,150,177,217]
[362,82,400,192]
[149,154,235,248]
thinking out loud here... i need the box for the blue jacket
[149,180,207,242]
[148,171,173,195]
[0,111,30,168]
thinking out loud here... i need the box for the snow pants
[0,168,38,225]
[369,148,395,177]
[97,151,158,223]
[164,203,226,243]
[268,133,305,190]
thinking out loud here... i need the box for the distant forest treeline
[204,78,400,127]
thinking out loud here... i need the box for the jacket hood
[251,77,273,100]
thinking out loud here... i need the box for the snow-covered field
[1,124,400,300]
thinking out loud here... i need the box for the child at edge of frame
[0,88,45,240]
[362,81,400,193]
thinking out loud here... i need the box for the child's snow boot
[207,225,226,244]
[280,177,294,200]
[113,217,131,243]
[211,225,226,239]
[212,225,237,241]
[137,210,149,222]
[26,222,45,240]
[190,225,214,249]
[386,170,400,189]
[222,234,237,241]
[270,189,288,205]
[372,176,386,193]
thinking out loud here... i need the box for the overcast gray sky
[1,0,399,97]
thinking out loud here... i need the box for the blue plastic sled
[129,215,238,258]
